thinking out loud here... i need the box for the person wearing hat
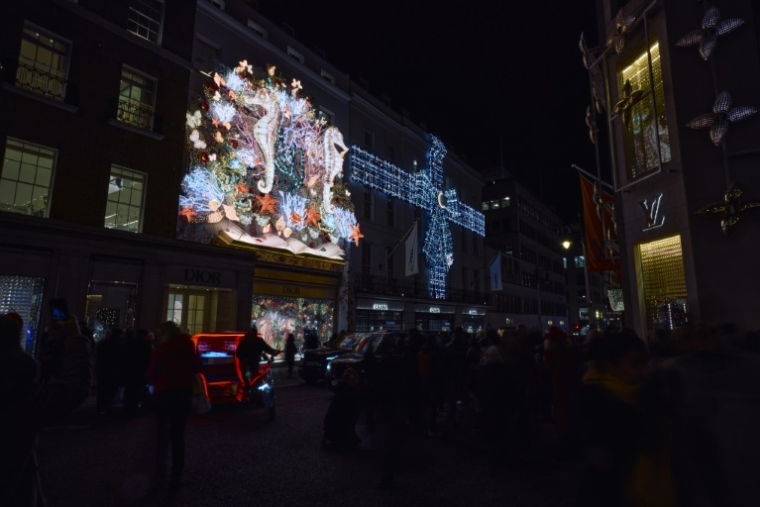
[0,312,91,506]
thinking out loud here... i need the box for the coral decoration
[179,60,359,259]
[349,223,364,246]
[256,193,280,215]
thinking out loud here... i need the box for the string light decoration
[178,61,358,258]
[350,135,485,299]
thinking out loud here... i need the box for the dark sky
[258,1,600,222]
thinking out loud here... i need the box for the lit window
[193,38,220,76]
[620,39,671,179]
[321,69,335,84]
[117,66,156,130]
[0,138,55,217]
[317,107,334,126]
[127,0,165,45]
[287,46,304,64]
[105,166,146,233]
[574,256,585,268]
[481,201,489,211]
[491,200,500,209]
[247,19,267,39]
[501,196,510,207]
[16,24,70,100]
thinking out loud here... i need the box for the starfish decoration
[585,105,596,144]
[614,79,644,127]
[676,6,744,61]
[686,91,757,146]
[290,211,303,228]
[178,205,198,222]
[607,6,637,54]
[255,193,279,215]
[695,181,760,237]
[236,182,250,196]
[349,223,364,246]
[304,206,321,228]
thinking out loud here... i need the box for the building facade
[482,169,569,333]
[585,0,760,338]
[0,0,260,354]
[347,85,488,334]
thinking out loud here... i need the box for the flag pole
[383,218,420,268]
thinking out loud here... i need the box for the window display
[252,295,334,351]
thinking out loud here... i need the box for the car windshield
[354,335,376,353]
[339,335,362,349]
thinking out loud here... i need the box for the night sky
[258,1,600,222]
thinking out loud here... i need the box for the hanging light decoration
[676,6,744,61]
[686,91,757,146]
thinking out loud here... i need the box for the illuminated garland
[349,135,485,299]
[178,61,358,255]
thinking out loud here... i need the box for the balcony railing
[352,274,491,305]
[116,98,156,131]
[15,61,67,100]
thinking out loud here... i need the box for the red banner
[580,175,618,274]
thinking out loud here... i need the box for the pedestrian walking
[146,322,201,490]
[0,313,92,506]
[95,326,124,414]
[285,332,297,378]
[123,328,153,414]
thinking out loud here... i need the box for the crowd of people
[3,311,760,506]
[325,323,760,505]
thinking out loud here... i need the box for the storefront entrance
[636,234,688,332]
[0,274,44,354]
[163,285,237,335]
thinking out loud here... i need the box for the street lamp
[562,240,571,250]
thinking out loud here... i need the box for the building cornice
[198,1,351,103]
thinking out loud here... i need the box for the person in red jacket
[146,321,201,490]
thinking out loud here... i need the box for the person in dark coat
[475,345,513,474]
[146,322,201,490]
[284,333,298,378]
[123,328,153,414]
[95,326,124,414]
[577,330,676,507]
[323,368,362,447]
[0,313,92,507]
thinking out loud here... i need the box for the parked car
[298,335,357,383]
[325,332,406,391]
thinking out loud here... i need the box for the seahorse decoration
[251,89,281,194]
[322,126,349,214]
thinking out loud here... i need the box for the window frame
[247,19,268,39]
[317,107,334,126]
[17,22,72,101]
[287,46,305,64]
[193,36,221,76]
[117,65,158,131]
[0,137,57,218]
[127,0,165,45]
[105,165,147,233]
[321,69,335,84]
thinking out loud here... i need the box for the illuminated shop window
[105,166,146,233]
[187,294,206,335]
[117,66,156,130]
[252,296,335,351]
[166,293,183,324]
[0,275,44,355]
[127,0,164,44]
[0,138,55,217]
[16,24,69,100]
[193,37,220,76]
[637,234,688,332]
[620,39,671,179]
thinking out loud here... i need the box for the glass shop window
[619,38,671,179]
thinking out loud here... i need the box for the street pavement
[39,367,582,507]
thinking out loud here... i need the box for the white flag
[490,254,503,291]
[405,222,419,276]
